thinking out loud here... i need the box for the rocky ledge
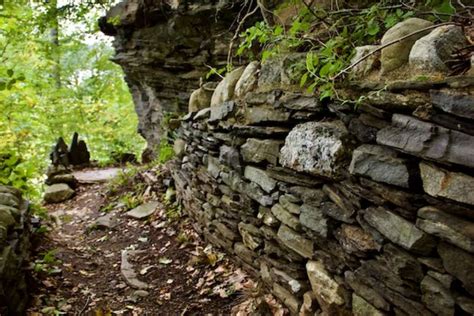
[99,0,258,157]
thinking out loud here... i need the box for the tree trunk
[49,0,61,88]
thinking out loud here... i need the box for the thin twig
[302,0,331,28]
[257,0,275,27]
[77,296,91,316]
[204,64,225,79]
[0,40,10,60]
[332,22,459,80]
[226,3,259,66]
[328,5,403,15]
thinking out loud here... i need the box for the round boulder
[380,18,433,73]
[409,25,467,74]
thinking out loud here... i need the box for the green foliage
[0,152,34,193]
[157,140,175,164]
[237,0,456,101]
[0,2,145,199]
[164,200,182,221]
[33,249,62,275]
[119,192,143,210]
[427,0,456,18]
[106,164,141,194]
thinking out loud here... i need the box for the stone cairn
[0,185,31,315]
[44,133,90,203]
[172,19,474,315]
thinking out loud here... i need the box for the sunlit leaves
[0,1,144,199]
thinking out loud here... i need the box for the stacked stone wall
[0,185,31,315]
[171,55,474,315]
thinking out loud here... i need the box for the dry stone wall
[0,185,31,315]
[171,55,474,314]
[102,3,474,314]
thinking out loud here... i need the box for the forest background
[0,0,145,199]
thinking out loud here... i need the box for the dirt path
[26,167,278,315]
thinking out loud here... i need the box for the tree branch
[226,2,259,66]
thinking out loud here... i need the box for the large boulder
[409,25,467,73]
[280,121,353,179]
[380,18,433,73]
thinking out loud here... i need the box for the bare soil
[26,168,275,315]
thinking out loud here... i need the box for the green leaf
[319,88,333,101]
[7,69,14,77]
[273,25,283,36]
[384,15,399,28]
[433,0,455,15]
[319,63,332,77]
[300,72,308,87]
[261,50,273,61]
[319,83,334,100]
[307,81,318,93]
[366,20,380,36]
[306,53,314,72]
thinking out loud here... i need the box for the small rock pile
[0,185,31,315]
[171,19,474,316]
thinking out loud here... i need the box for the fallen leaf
[158,257,172,265]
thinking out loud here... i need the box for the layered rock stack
[0,185,31,315]
[43,135,86,204]
[171,21,474,315]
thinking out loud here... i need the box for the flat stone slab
[417,206,474,253]
[377,114,474,168]
[94,213,118,229]
[361,206,435,255]
[44,183,75,203]
[73,167,122,184]
[121,250,149,289]
[349,144,410,188]
[126,201,159,219]
[420,163,474,206]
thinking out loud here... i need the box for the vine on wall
[235,0,466,100]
